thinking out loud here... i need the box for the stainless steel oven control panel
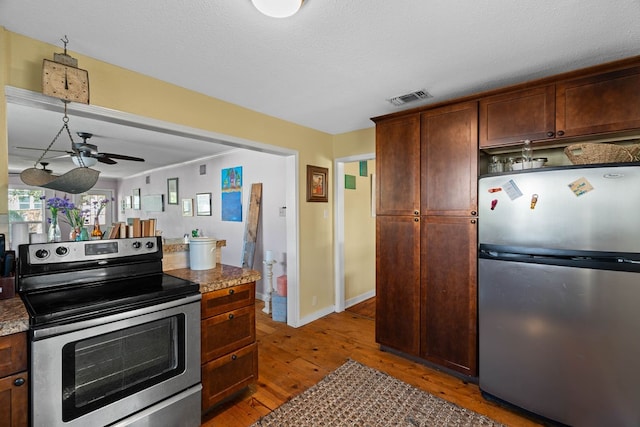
[25,237,160,264]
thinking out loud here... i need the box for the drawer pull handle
[557,130,565,136]
[14,377,25,387]
[231,354,238,361]
[547,131,554,137]
[229,313,235,320]
[229,289,235,295]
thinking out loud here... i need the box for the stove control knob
[145,241,155,249]
[35,249,49,259]
[132,241,142,249]
[55,246,69,256]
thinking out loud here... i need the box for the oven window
[61,314,186,421]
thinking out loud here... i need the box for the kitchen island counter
[166,264,261,293]
[0,296,29,336]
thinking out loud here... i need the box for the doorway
[334,153,375,313]
[6,86,302,326]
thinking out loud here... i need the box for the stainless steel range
[17,237,202,427]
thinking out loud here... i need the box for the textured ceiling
[2,0,640,177]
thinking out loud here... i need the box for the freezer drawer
[479,258,640,427]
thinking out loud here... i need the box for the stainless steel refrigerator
[478,164,640,427]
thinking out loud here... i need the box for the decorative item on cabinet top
[564,142,637,165]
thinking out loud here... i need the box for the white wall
[117,149,287,297]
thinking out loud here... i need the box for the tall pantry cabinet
[374,101,478,377]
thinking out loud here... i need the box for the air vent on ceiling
[387,89,432,106]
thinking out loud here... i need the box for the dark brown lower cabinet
[0,332,28,427]
[421,216,477,377]
[201,282,258,412]
[375,215,421,356]
[376,214,478,377]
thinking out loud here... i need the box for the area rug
[252,359,505,426]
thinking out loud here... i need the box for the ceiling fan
[70,132,145,166]
[18,132,145,166]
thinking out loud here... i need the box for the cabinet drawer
[201,305,255,363]
[201,282,255,319]
[201,342,258,411]
[0,333,27,378]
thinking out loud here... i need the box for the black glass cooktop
[21,273,199,326]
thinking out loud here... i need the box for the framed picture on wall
[132,188,141,210]
[182,198,193,216]
[196,193,212,216]
[306,165,328,202]
[167,178,179,205]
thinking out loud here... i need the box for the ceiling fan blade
[99,152,145,162]
[15,146,68,153]
[97,156,118,165]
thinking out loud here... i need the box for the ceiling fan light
[71,153,98,167]
[252,0,303,18]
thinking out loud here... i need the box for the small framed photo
[196,193,212,216]
[306,165,328,202]
[167,178,179,205]
[132,188,141,210]
[182,198,193,216]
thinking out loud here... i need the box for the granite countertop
[166,264,261,293]
[0,297,29,336]
[163,238,226,254]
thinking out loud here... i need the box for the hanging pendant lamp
[252,0,303,18]
[20,103,100,194]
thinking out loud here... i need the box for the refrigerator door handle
[619,258,640,264]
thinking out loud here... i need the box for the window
[79,192,112,226]
[8,188,45,234]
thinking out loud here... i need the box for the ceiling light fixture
[251,0,303,18]
[71,153,98,168]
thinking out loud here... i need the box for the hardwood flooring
[201,300,541,427]
[345,296,375,319]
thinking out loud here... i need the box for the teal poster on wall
[221,166,243,221]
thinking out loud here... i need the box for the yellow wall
[0,29,376,319]
[344,160,376,301]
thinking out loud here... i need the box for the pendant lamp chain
[34,102,87,168]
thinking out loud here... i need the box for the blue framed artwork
[221,166,243,222]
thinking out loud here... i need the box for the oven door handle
[31,293,201,340]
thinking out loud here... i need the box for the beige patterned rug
[252,359,505,426]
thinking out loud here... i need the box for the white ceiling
[2,1,640,178]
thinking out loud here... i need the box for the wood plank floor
[201,299,542,427]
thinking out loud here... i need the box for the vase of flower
[48,215,61,242]
[91,217,103,240]
[79,227,90,241]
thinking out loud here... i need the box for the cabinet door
[0,372,28,427]
[201,343,258,412]
[421,102,478,216]
[375,215,421,356]
[556,65,640,137]
[0,333,27,378]
[421,216,477,376]
[479,85,555,147]
[375,114,421,216]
